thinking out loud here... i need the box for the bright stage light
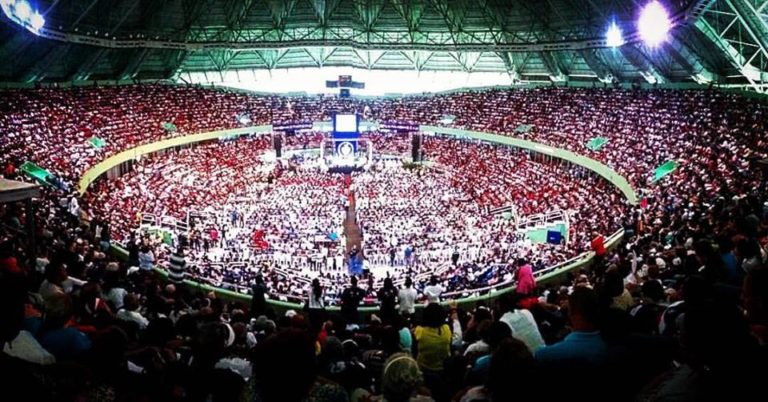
[638,1,671,47]
[13,0,31,21]
[606,22,624,47]
[29,11,44,31]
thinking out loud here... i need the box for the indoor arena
[0,1,766,401]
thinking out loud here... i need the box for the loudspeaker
[274,134,283,158]
[411,133,422,162]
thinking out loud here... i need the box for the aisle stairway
[343,174,363,256]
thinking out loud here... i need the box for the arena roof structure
[2,0,768,91]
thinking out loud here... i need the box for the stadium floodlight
[638,1,671,47]
[29,10,43,31]
[605,22,625,48]
[13,0,31,21]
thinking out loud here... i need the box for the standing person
[209,227,219,248]
[514,258,536,295]
[250,275,268,318]
[590,231,606,273]
[404,244,414,267]
[413,303,451,373]
[398,277,417,319]
[348,245,360,275]
[127,232,140,268]
[378,277,398,324]
[340,276,365,325]
[423,275,444,304]
[451,248,461,266]
[168,247,187,286]
[138,245,155,272]
[307,278,325,330]
[389,247,397,266]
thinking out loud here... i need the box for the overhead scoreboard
[332,113,360,157]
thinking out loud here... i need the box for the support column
[26,198,36,265]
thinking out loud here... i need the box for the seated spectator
[463,320,492,358]
[1,270,55,365]
[535,287,607,366]
[252,328,317,402]
[362,326,403,391]
[629,280,666,335]
[379,353,434,402]
[116,293,149,330]
[606,268,634,311]
[33,293,92,361]
[467,321,513,382]
[636,302,764,401]
[458,338,536,402]
[743,268,768,345]
[0,240,21,274]
[38,262,68,302]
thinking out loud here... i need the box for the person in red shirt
[590,231,606,257]
[590,231,606,271]
[0,241,22,275]
[3,162,15,178]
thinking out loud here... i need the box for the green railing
[87,123,637,312]
[111,228,623,313]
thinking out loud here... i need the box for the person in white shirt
[423,275,444,304]
[398,277,417,316]
[3,330,56,365]
[498,296,545,353]
[39,263,85,302]
[116,293,149,330]
[307,278,325,310]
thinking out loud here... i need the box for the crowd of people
[79,130,619,303]
[1,84,767,400]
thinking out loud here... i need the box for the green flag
[586,137,608,151]
[653,160,678,182]
[515,124,533,133]
[20,161,52,184]
[161,122,177,132]
[87,136,106,148]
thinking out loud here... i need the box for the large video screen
[334,114,358,133]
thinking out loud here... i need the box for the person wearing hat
[351,353,433,402]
